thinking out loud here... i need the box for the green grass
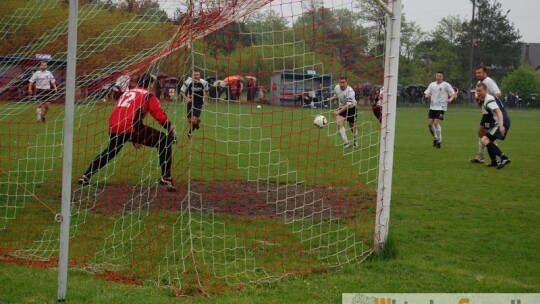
[1,106,540,303]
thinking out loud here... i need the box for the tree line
[8,0,540,98]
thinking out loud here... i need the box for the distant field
[0,105,538,303]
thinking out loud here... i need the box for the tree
[293,6,366,69]
[500,65,540,97]
[432,16,463,42]
[411,16,464,87]
[203,21,255,55]
[456,0,522,86]
[356,0,388,56]
[245,10,288,45]
[400,20,425,61]
[356,0,387,33]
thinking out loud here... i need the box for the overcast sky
[158,0,539,43]
[402,0,540,43]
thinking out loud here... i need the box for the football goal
[0,0,401,299]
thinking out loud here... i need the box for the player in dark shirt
[180,70,209,139]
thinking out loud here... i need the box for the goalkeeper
[78,73,177,191]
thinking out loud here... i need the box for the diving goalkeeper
[78,73,177,191]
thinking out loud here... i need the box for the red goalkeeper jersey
[108,87,169,134]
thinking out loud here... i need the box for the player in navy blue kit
[180,70,209,139]
[476,83,511,169]
[470,65,502,163]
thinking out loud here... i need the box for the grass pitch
[0,105,539,303]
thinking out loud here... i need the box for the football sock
[486,142,503,159]
[429,125,435,139]
[353,130,358,144]
[36,108,43,122]
[435,124,442,142]
[478,140,485,155]
[339,127,348,143]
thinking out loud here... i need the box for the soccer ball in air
[313,114,328,128]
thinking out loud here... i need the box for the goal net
[0,0,397,296]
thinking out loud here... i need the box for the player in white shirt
[329,77,358,148]
[470,65,502,163]
[424,71,456,149]
[28,61,57,123]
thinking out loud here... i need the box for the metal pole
[468,0,476,103]
[57,0,78,302]
[374,0,401,249]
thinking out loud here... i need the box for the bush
[501,65,540,97]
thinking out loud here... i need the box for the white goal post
[375,0,402,249]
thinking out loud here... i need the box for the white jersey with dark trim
[29,70,56,90]
[483,93,510,127]
[424,81,455,111]
[333,85,356,107]
[181,77,209,106]
[478,77,501,114]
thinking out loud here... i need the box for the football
[313,114,328,128]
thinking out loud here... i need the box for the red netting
[0,0,391,296]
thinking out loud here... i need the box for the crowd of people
[502,92,538,109]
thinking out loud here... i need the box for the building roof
[0,55,67,66]
[276,71,332,80]
[520,43,540,71]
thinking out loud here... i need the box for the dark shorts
[372,103,382,123]
[109,126,171,150]
[34,89,53,102]
[428,110,445,120]
[480,114,492,129]
[187,102,202,119]
[339,106,357,123]
[485,123,510,141]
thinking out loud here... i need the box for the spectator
[231,80,242,101]
[304,86,317,108]
[246,77,257,103]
